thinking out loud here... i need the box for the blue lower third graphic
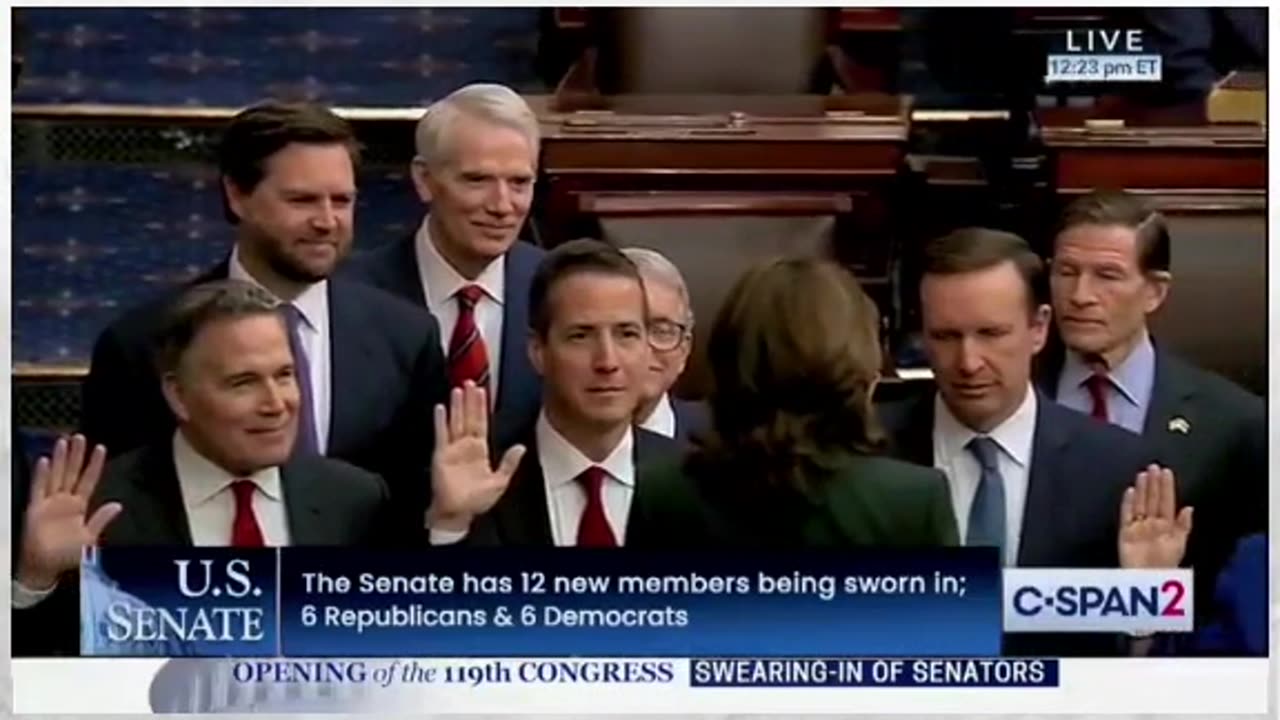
[82,548,278,657]
[280,548,1002,657]
[690,658,1060,687]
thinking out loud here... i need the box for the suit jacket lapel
[495,440,554,546]
[116,445,194,546]
[900,395,936,467]
[391,232,428,306]
[1141,350,1195,454]
[493,249,537,445]
[1018,398,1070,566]
[325,280,380,455]
[280,459,326,545]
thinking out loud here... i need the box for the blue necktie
[966,436,1006,563]
[282,305,319,454]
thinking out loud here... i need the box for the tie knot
[456,284,485,308]
[231,480,257,506]
[575,466,607,495]
[281,303,304,330]
[1084,372,1110,392]
[966,436,1001,472]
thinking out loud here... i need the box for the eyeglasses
[648,320,690,352]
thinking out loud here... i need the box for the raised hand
[1118,464,1193,569]
[426,381,526,532]
[16,435,122,590]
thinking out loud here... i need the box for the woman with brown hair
[630,257,957,548]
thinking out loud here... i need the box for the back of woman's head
[694,257,886,500]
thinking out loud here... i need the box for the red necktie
[230,480,265,547]
[447,285,490,391]
[1084,373,1110,422]
[575,466,617,547]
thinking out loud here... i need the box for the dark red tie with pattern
[575,466,617,547]
[1084,373,1110,422]
[230,480,264,547]
[447,284,490,391]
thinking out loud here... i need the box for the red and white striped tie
[447,284,490,391]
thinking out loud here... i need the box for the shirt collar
[415,216,505,309]
[637,393,676,437]
[1061,329,1154,407]
[935,383,1037,468]
[228,245,328,332]
[172,429,283,506]
[535,412,635,488]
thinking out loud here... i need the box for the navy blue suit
[79,259,449,538]
[1038,344,1266,626]
[879,389,1151,656]
[1182,533,1268,656]
[1142,8,1266,98]
[671,398,710,445]
[345,232,545,450]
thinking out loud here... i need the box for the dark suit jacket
[79,259,449,536]
[463,427,681,546]
[671,398,710,445]
[344,233,545,450]
[628,452,958,549]
[1037,346,1267,624]
[13,442,392,657]
[1142,8,1266,97]
[1176,533,1268,656]
[879,390,1150,656]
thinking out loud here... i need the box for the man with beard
[79,102,448,538]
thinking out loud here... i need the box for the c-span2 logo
[1003,569,1193,633]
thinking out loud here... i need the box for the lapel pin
[1168,417,1190,434]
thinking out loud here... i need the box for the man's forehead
[1057,224,1140,258]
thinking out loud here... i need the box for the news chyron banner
[79,547,1194,709]
[83,547,1000,658]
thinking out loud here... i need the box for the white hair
[414,83,540,169]
[622,247,693,325]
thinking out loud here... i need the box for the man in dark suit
[14,281,396,656]
[880,228,1162,656]
[429,240,681,546]
[345,83,544,451]
[621,247,709,445]
[1039,189,1265,623]
[79,102,448,531]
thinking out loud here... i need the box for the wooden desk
[531,93,907,271]
[530,94,910,396]
[1039,107,1266,394]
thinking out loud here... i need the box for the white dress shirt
[173,431,291,547]
[637,392,677,438]
[536,413,636,546]
[415,216,505,403]
[932,385,1037,566]
[426,412,637,547]
[229,246,332,452]
[12,432,292,609]
[1056,329,1156,435]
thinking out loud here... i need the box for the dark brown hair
[218,101,361,223]
[153,280,283,375]
[1056,189,1171,273]
[922,227,1044,311]
[528,238,645,337]
[692,257,885,501]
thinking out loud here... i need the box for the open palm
[18,435,122,589]
[429,382,525,527]
[1118,465,1193,569]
